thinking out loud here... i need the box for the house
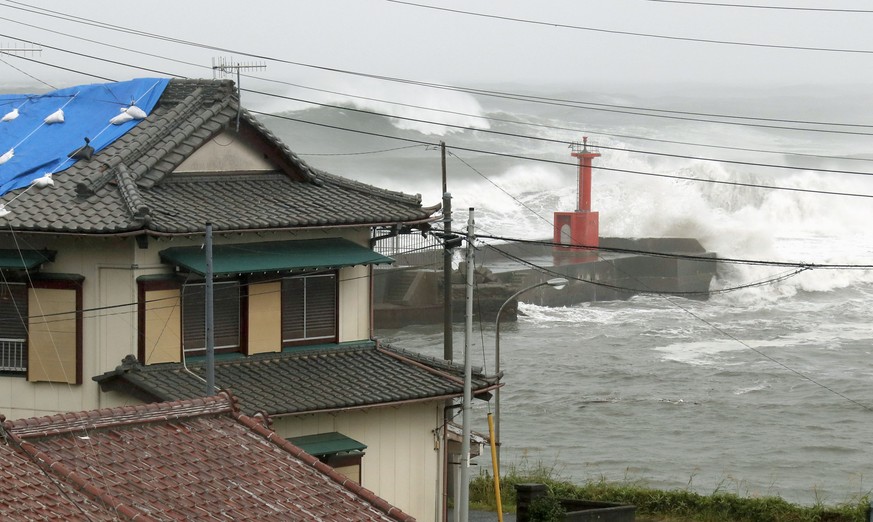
[0,78,499,521]
[0,392,414,521]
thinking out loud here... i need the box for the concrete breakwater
[374,237,718,328]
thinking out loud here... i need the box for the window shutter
[0,282,28,372]
[281,278,305,341]
[306,275,337,339]
[27,286,78,384]
[0,282,27,339]
[182,281,239,354]
[282,273,336,343]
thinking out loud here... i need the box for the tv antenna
[212,57,266,131]
[0,40,42,56]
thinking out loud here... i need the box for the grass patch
[469,458,871,522]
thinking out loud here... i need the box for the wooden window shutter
[143,287,182,364]
[27,284,80,384]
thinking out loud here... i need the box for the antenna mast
[211,57,266,131]
[0,40,42,55]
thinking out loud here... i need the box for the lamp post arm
[493,280,547,467]
[495,281,549,333]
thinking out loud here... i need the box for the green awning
[0,249,56,270]
[288,432,367,457]
[158,238,393,276]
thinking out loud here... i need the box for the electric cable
[242,87,873,178]
[4,3,873,132]
[385,0,873,55]
[643,0,873,13]
[252,109,873,200]
[480,237,872,410]
[0,52,56,89]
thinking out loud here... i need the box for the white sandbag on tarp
[44,109,64,124]
[1,108,19,122]
[0,149,13,165]
[110,104,148,125]
[0,78,170,197]
[30,173,53,188]
[0,204,10,218]
[125,105,147,119]
[109,109,134,125]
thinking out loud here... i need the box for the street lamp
[494,277,568,458]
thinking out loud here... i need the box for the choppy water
[377,282,873,505]
[259,84,873,505]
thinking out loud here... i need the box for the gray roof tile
[94,342,500,416]
[1,79,435,235]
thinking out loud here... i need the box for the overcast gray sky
[2,0,872,93]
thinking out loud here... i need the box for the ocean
[256,82,873,505]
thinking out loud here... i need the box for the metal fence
[373,231,444,270]
[0,338,26,372]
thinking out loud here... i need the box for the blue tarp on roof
[0,78,170,197]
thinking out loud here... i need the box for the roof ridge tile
[116,164,150,226]
[5,393,235,439]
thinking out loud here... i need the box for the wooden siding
[273,402,443,522]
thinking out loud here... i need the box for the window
[282,273,337,345]
[182,280,241,356]
[0,277,82,384]
[0,281,28,373]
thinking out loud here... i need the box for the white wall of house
[0,227,376,419]
[174,131,273,173]
[272,402,445,522]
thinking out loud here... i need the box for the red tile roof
[0,392,414,521]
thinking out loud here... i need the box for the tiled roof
[0,443,117,520]
[94,342,500,416]
[0,79,436,235]
[0,393,414,521]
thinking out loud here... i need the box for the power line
[479,239,872,411]
[10,22,873,171]
[477,234,873,270]
[10,24,873,180]
[242,87,873,178]
[385,0,873,55]
[297,144,424,156]
[12,50,850,198]
[0,52,56,89]
[4,2,873,134]
[483,239,812,296]
[643,0,873,13]
[252,108,873,200]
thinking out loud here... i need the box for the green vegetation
[469,459,871,522]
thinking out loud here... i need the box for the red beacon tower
[554,137,600,257]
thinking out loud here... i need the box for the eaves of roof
[0,79,437,236]
[1,393,414,521]
[93,342,500,417]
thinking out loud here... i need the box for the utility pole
[459,208,475,522]
[442,141,453,363]
[205,223,215,396]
